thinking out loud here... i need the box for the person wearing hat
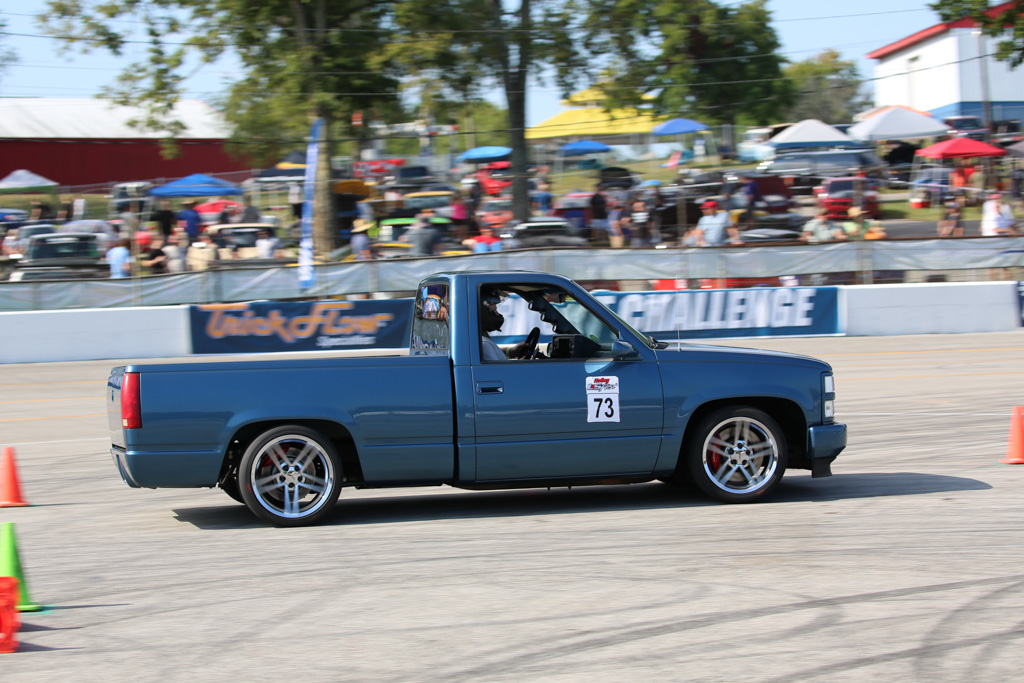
[350,218,373,260]
[842,207,869,240]
[695,199,739,246]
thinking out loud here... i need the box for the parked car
[499,217,588,248]
[58,220,119,254]
[2,224,57,259]
[598,166,637,189]
[194,200,244,226]
[756,149,885,194]
[8,233,106,281]
[943,115,988,141]
[813,177,882,219]
[992,119,1022,146]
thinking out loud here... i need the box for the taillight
[121,372,142,429]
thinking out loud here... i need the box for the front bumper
[807,423,847,478]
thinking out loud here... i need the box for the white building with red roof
[867,1,1024,125]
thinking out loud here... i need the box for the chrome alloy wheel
[701,416,780,494]
[248,433,337,520]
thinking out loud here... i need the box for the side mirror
[611,340,639,360]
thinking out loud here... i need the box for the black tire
[238,426,342,526]
[220,472,245,504]
[686,406,787,503]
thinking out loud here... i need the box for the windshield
[948,117,983,129]
[404,195,451,210]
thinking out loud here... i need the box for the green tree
[582,0,792,127]
[389,0,588,221]
[39,0,401,256]
[931,1,1024,67]
[781,50,871,124]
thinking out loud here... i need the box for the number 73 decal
[586,376,620,423]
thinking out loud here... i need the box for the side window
[483,283,620,361]
[410,283,449,356]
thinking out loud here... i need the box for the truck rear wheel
[686,406,787,503]
[239,426,342,526]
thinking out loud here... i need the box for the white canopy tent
[847,107,951,142]
[767,119,857,150]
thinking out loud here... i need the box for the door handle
[476,381,503,394]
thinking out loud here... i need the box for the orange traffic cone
[0,448,29,507]
[0,576,20,653]
[1002,406,1024,465]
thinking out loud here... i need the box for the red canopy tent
[916,137,1006,159]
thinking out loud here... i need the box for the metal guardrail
[2,238,1024,312]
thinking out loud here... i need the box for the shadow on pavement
[170,471,990,529]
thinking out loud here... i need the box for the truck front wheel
[686,406,787,503]
[239,426,342,526]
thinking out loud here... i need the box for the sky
[0,1,944,128]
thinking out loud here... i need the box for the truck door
[470,284,664,482]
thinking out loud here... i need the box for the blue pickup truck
[107,271,846,526]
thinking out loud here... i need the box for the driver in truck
[480,286,540,361]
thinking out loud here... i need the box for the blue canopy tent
[148,173,244,197]
[559,140,612,156]
[651,118,708,136]
[459,146,512,163]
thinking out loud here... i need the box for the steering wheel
[519,326,540,360]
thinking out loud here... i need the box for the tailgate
[107,366,127,449]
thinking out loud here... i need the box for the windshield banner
[189,300,411,353]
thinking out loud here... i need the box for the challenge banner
[190,300,411,354]
[491,287,840,343]
[593,287,840,339]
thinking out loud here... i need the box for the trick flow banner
[190,300,411,353]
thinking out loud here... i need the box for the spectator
[151,199,177,239]
[140,235,168,275]
[349,220,372,261]
[288,182,303,219]
[177,201,201,240]
[106,238,132,279]
[463,224,503,253]
[187,232,222,270]
[533,182,553,215]
[71,196,87,221]
[56,196,72,222]
[217,204,241,225]
[842,207,868,239]
[163,231,188,273]
[120,200,142,236]
[628,197,651,247]
[450,193,469,241]
[645,186,664,243]
[240,200,261,223]
[937,200,964,238]
[695,199,739,246]
[402,209,442,256]
[588,184,609,243]
[980,192,1017,236]
[255,228,282,259]
[134,223,154,250]
[801,209,844,243]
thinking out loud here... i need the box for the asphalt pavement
[3,331,1024,681]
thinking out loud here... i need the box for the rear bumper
[807,423,847,478]
[110,446,223,488]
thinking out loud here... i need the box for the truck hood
[654,342,831,371]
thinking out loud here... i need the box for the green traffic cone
[0,522,42,612]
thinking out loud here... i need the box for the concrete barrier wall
[1,283,1020,363]
[842,282,1021,336]
[0,306,191,364]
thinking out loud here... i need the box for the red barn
[0,98,254,187]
